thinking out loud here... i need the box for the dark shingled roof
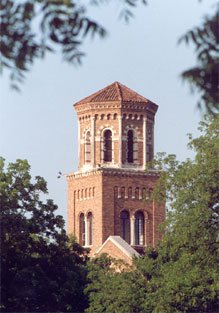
[75,81,150,105]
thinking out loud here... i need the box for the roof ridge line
[115,82,122,101]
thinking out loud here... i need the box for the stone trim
[95,236,139,259]
[66,168,160,180]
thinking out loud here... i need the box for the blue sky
[0,0,216,223]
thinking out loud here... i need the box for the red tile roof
[75,82,150,105]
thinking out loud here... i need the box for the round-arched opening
[79,213,85,246]
[120,210,130,244]
[127,130,134,163]
[134,211,144,245]
[103,129,112,162]
[85,131,91,163]
[87,212,93,246]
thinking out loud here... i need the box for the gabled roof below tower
[95,236,139,265]
[74,81,151,105]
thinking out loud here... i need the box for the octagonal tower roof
[74,81,152,105]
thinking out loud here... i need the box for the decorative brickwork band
[68,82,164,259]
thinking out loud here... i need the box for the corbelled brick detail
[67,82,165,259]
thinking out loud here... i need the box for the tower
[67,82,165,260]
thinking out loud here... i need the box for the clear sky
[0,0,216,223]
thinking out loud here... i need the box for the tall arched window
[120,210,130,244]
[135,187,139,199]
[142,188,146,199]
[135,211,144,245]
[127,130,134,163]
[87,212,93,246]
[128,187,132,199]
[79,213,85,246]
[114,186,118,198]
[121,187,125,198]
[103,129,112,162]
[85,131,91,163]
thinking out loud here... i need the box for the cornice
[66,167,160,180]
[74,100,157,115]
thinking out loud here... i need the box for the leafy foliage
[179,8,219,114]
[85,254,142,313]
[138,116,219,312]
[0,0,146,90]
[0,158,89,312]
[85,116,219,313]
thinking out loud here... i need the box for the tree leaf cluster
[179,8,219,114]
[0,0,145,90]
[0,157,89,312]
[85,116,219,313]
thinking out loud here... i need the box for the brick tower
[67,82,165,261]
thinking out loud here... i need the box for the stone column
[118,115,122,167]
[130,216,135,245]
[143,116,147,167]
[91,116,95,168]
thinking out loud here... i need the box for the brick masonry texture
[67,82,165,259]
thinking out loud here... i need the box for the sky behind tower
[0,0,216,223]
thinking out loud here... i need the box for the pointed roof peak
[74,81,151,105]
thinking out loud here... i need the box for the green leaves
[0,0,146,90]
[0,0,107,89]
[179,9,219,115]
[0,157,88,312]
[85,117,219,313]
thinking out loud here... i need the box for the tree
[179,7,219,114]
[0,157,89,312]
[0,0,146,90]
[135,115,219,312]
[85,254,142,313]
[1,1,218,114]
[85,116,219,313]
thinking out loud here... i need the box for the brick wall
[67,169,165,255]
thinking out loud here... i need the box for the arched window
[135,187,139,199]
[79,213,85,246]
[103,130,112,162]
[87,212,93,246]
[121,187,125,198]
[120,210,130,244]
[128,187,132,199]
[89,187,92,198]
[85,131,91,163]
[142,188,146,199]
[135,211,144,245]
[127,130,134,163]
[114,186,118,198]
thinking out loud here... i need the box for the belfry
[67,82,165,263]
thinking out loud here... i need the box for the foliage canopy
[0,157,89,312]
[179,8,219,114]
[86,116,219,313]
[0,0,145,90]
